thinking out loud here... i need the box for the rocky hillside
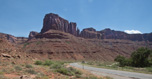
[23,13,152,61]
[0,13,152,61]
[0,32,27,44]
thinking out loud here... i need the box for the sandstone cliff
[28,31,38,39]
[40,13,77,36]
[0,33,27,43]
[34,13,152,41]
[80,28,101,39]
[100,28,152,42]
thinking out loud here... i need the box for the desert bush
[68,67,82,75]
[14,66,22,71]
[25,69,37,74]
[56,67,74,76]
[35,60,43,65]
[26,64,33,68]
[43,60,53,66]
[51,63,63,69]
[55,67,82,76]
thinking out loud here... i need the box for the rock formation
[28,31,38,39]
[40,13,77,36]
[33,13,152,41]
[35,30,69,39]
[68,22,77,36]
[100,28,152,42]
[0,33,27,43]
[80,28,101,39]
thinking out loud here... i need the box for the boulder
[1,53,11,58]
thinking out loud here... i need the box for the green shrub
[43,60,53,66]
[56,67,74,76]
[56,67,82,76]
[51,63,63,69]
[131,47,152,67]
[75,74,81,78]
[26,64,33,68]
[25,69,37,74]
[114,55,128,67]
[68,67,82,75]
[14,66,22,71]
[115,47,152,67]
[35,60,43,65]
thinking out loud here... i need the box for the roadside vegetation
[83,47,152,74]
[115,47,152,67]
[0,60,112,79]
[34,60,111,79]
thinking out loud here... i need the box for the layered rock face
[35,30,69,39]
[39,13,101,39]
[80,28,101,39]
[100,28,152,42]
[0,33,27,43]
[28,31,38,39]
[100,28,128,39]
[41,13,78,36]
[143,33,152,42]
[36,13,152,41]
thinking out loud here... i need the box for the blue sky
[0,0,152,37]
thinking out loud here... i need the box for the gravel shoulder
[70,63,152,79]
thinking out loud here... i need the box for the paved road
[70,63,152,79]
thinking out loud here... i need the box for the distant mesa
[27,13,152,42]
[100,28,152,41]
[80,28,102,39]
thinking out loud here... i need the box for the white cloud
[124,30,142,34]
